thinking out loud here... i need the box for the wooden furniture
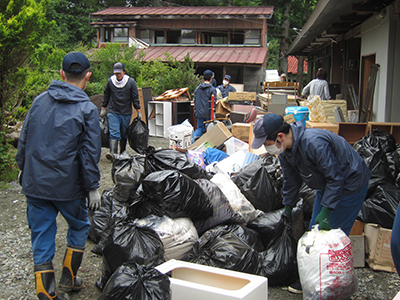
[306,121,338,134]
[172,100,191,125]
[337,123,368,145]
[368,122,400,143]
[263,81,300,96]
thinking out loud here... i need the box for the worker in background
[193,69,217,139]
[100,62,141,161]
[280,73,287,82]
[301,68,331,100]
[15,52,102,300]
[211,72,217,87]
[217,74,236,98]
[251,113,370,295]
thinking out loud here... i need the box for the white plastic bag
[297,226,357,300]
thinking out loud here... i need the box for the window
[203,31,227,45]
[244,30,260,45]
[155,30,165,44]
[167,30,180,44]
[139,29,152,43]
[180,29,195,44]
[114,28,128,42]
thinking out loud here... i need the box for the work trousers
[309,182,369,235]
[107,112,131,141]
[194,117,210,139]
[26,196,90,265]
[391,206,400,276]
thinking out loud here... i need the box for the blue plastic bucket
[285,106,309,126]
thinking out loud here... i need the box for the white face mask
[265,139,284,155]
[223,80,229,86]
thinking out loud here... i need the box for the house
[287,0,400,122]
[90,6,274,93]
[287,55,308,82]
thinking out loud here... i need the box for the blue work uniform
[193,82,216,138]
[217,84,236,98]
[279,122,371,235]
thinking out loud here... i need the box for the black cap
[62,52,90,74]
[113,62,125,73]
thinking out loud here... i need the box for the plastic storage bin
[224,137,249,156]
[285,106,309,126]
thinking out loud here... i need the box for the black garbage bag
[144,146,212,180]
[257,212,298,286]
[137,170,213,220]
[193,178,245,235]
[298,183,317,219]
[98,262,171,300]
[127,118,149,154]
[248,200,304,247]
[183,224,262,275]
[353,129,397,154]
[231,157,283,212]
[99,115,109,148]
[96,219,164,291]
[111,152,146,202]
[357,183,400,229]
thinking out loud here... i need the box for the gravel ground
[1,136,400,300]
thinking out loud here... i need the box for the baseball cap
[203,69,213,77]
[224,75,231,81]
[113,62,125,73]
[251,114,284,149]
[62,52,90,74]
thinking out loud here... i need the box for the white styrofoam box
[224,137,249,156]
[155,259,268,300]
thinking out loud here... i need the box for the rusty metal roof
[91,6,274,19]
[288,55,308,74]
[140,46,267,65]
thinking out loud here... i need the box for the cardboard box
[232,123,251,142]
[230,111,249,124]
[155,259,268,300]
[232,105,255,113]
[364,223,396,272]
[228,92,257,101]
[350,234,366,268]
[189,122,232,150]
[169,132,192,149]
[306,121,338,134]
[350,220,365,235]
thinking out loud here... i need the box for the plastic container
[285,106,309,126]
[155,259,268,300]
[224,137,249,156]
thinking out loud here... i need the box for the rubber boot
[34,262,69,300]
[105,139,118,161]
[120,138,127,154]
[58,245,84,293]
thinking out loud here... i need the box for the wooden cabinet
[148,101,172,138]
[368,122,400,143]
[337,123,368,145]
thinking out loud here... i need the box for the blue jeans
[194,118,210,139]
[107,112,131,141]
[309,183,368,235]
[26,196,90,265]
[392,206,400,276]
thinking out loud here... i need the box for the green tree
[0,0,53,128]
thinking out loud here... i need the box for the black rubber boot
[120,138,127,154]
[105,139,118,161]
[34,262,69,300]
[58,245,84,293]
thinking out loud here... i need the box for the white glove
[88,189,101,210]
[137,111,142,120]
[100,108,107,117]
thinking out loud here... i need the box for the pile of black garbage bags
[354,129,400,229]
[90,129,400,299]
[89,145,316,299]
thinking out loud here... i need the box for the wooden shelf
[337,123,368,145]
[368,122,400,143]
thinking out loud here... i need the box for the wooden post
[131,88,147,124]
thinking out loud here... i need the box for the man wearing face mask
[217,74,236,98]
[251,113,370,294]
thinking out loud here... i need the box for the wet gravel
[1,137,400,300]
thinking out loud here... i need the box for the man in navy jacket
[251,113,370,294]
[16,52,101,300]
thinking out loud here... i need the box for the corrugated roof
[288,55,308,74]
[141,46,267,65]
[91,6,274,19]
